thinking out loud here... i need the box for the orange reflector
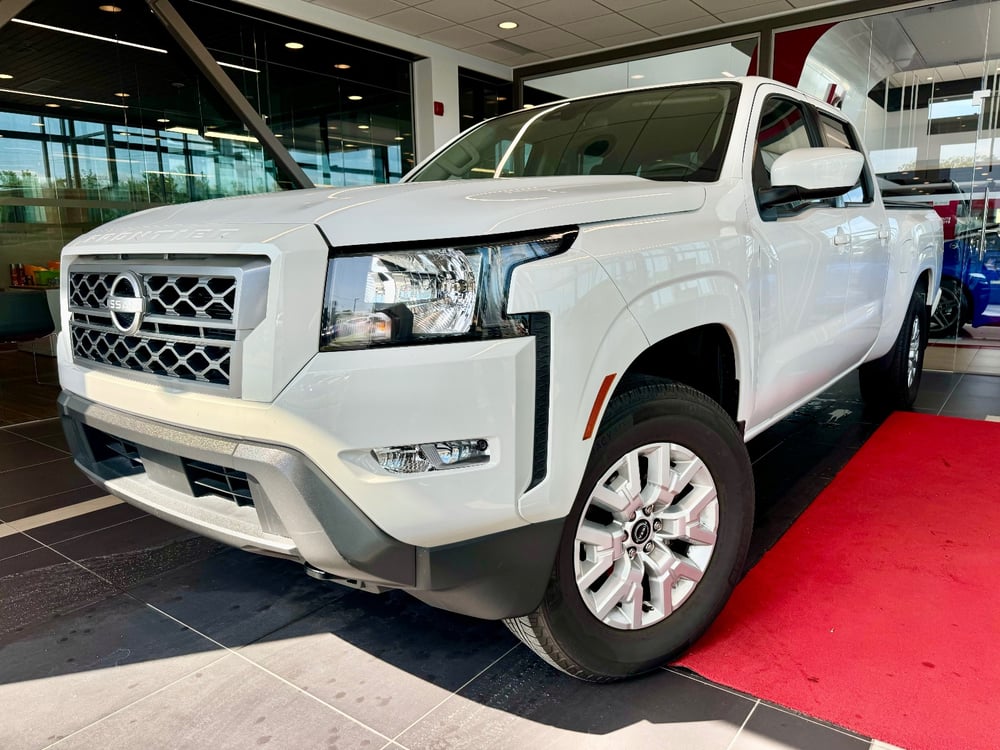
[583,373,617,440]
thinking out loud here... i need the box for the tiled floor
[1,370,998,750]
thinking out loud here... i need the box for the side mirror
[759,147,865,209]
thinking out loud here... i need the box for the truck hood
[71,176,706,248]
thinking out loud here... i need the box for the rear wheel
[859,288,928,410]
[504,381,753,681]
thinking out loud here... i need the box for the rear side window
[817,112,873,205]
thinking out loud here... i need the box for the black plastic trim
[527,313,550,491]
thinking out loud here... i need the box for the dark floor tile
[0,592,226,749]
[26,500,146,545]
[917,370,965,395]
[0,484,106,523]
[52,653,388,750]
[949,373,1000,399]
[939,396,1000,420]
[129,549,350,648]
[6,416,65,441]
[0,456,92,509]
[0,436,66,472]
[0,548,118,636]
[913,389,948,412]
[240,589,518,737]
[0,529,43,561]
[28,428,70,452]
[51,514,226,590]
[398,651,753,749]
[0,427,29,447]
[730,704,869,750]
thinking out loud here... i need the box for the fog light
[372,439,490,473]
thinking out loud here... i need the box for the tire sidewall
[541,389,753,678]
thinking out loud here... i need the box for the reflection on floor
[0,349,59,426]
[1,371,998,749]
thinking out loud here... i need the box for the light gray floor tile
[0,593,225,749]
[238,590,517,737]
[396,651,754,749]
[49,653,389,750]
[730,704,869,750]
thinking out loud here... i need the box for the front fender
[508,248,650,524]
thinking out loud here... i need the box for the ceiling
[305,0,848,66]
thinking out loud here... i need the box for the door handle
[877,226,890,241]
[833,228,850,246]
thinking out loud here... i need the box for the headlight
[320,229,575,350]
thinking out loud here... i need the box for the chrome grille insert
[71,327,232,384]
[67,256,269,395]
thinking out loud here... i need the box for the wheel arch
[613,324,741,426]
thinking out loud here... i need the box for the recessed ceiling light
[114,92,130,98]
[496,96,507,101]
[99,4,122,11]
[285,41,304,50]
[0,73,12,80]
[157,117,170,122]
[275,133,283,138]
[630,74,645,80]
[45,103,59,107]
[118,131,128,136]
[926,76,933,80]
[394,136,404,141]
[334,63,351,70]
[348,95,363,101]
[357,124,369,129]
[498,21,518,30]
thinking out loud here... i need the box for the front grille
[69,272,237,323]
[72,327,231,385]
[183,458,254,506]
[67,257,268,393]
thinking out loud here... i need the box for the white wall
[528,44,753,100]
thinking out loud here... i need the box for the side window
[817,112,874,205]
[753,96,819,217]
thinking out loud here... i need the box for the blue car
[931,228,1000,335]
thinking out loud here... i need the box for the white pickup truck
[58,77,942,681]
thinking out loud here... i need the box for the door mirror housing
[759,147,865,209]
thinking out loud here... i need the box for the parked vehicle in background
[934,229,1000,335]
[57,77,942,681]
[879,179,1000,335]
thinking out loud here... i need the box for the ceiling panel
[309,0,405,18]
[562,13,647,42]
[518,0,610,26]
[415,0,510,25]
[372,7,453,35]
[716,1,793,24]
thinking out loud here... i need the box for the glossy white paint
[770,147,864,192]
[58,77,943,555]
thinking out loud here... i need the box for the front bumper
[60,391,562,619]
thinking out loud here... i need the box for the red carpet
[677,412,1000,750]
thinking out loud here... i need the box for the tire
[859,288,928,410]
[929,277,967,338]
[504,380,754,681]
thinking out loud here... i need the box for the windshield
[408,82,740,184]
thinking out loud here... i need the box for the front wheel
[859,288,928,410]
[505,381,754,681]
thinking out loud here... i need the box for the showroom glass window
[0,0,416,288]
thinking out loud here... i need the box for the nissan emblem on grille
[107,271,146,335]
